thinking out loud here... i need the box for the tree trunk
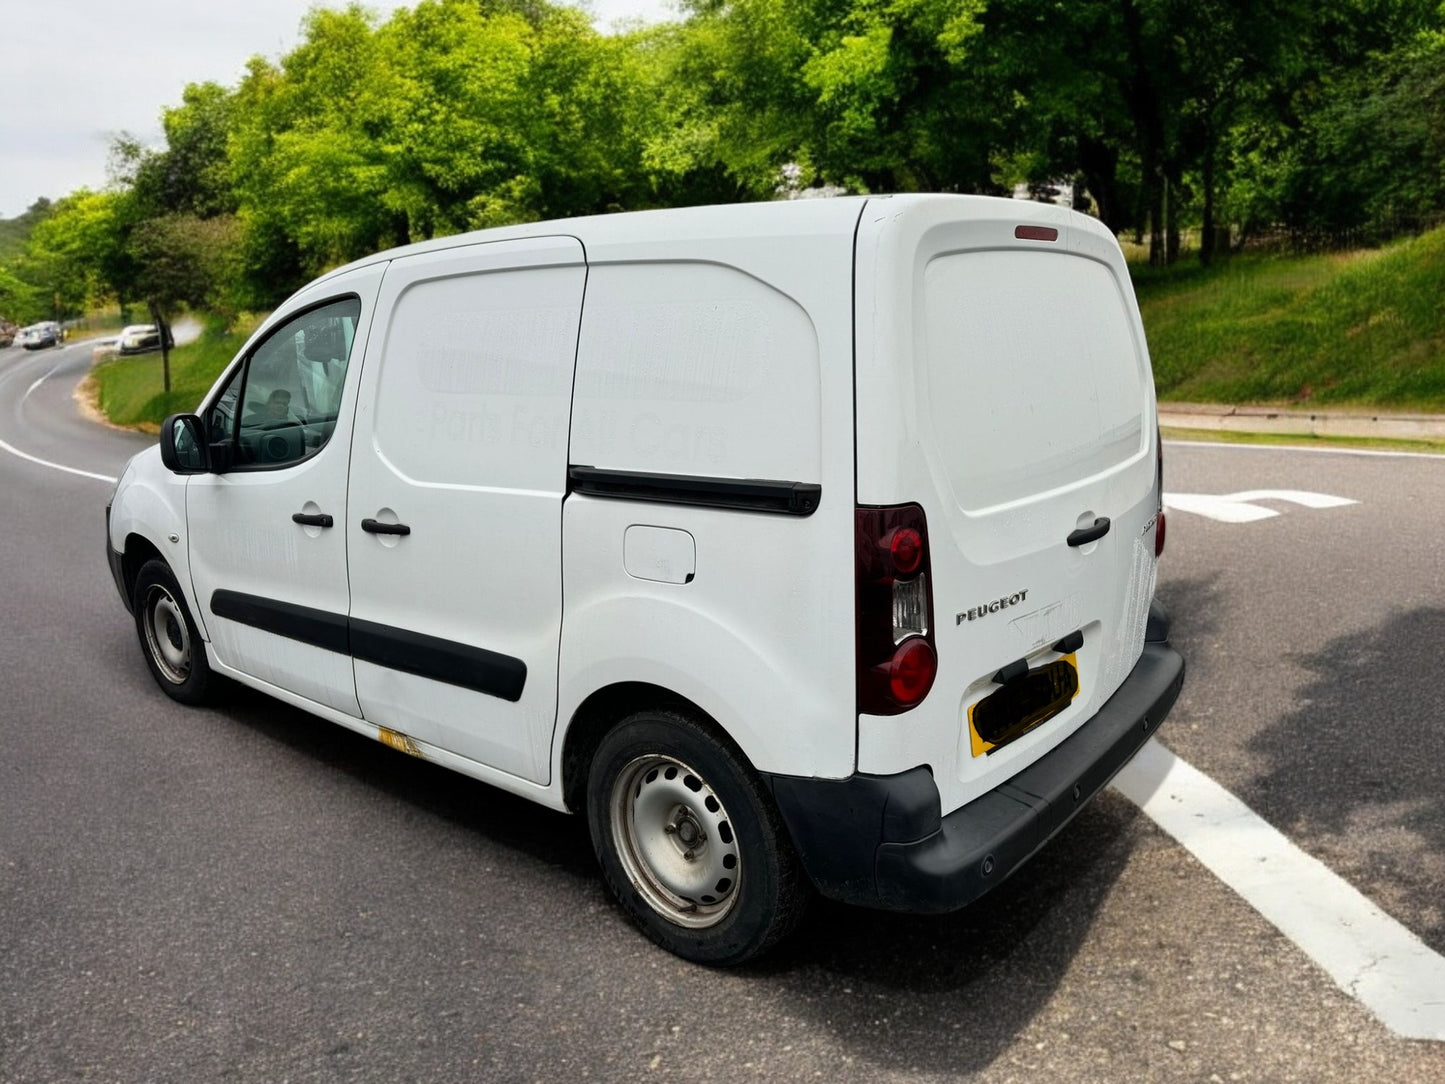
[149,301,172,397]
[1200,161,1216,264]
[1166,174,1181,265]
[1149,176,1165,267]
[1078,137,1122,233]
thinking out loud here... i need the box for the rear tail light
[1155,429,1167,557]
[857,504,937,715]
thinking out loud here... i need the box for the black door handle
[361,518,411,536]
[291,512,334,528]
[1067,516,1111,547]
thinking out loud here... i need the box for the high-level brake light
[1014,225,1059,242]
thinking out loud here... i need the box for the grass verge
[1135,226,1445,411]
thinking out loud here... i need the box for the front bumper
[105,503,131,613]
[764,617,1185,913]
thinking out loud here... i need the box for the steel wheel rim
[142,585,191,685]
[610,754,741,929]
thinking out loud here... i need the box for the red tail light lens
[887,527,923,576]
[1155,430,1167,557]
[888,638,938,705]
[857,504,937,715]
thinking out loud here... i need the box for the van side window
[229,298,362,469]
[206,368,242,446]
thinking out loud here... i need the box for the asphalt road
[2,339,1442,1082]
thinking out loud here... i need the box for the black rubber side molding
[350,618,526,702]
[569,465,820,516]
[211,590,350,654]
[209,590,524,702]
[1067,516,1111,547]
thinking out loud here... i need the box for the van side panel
[347,236,587,785]
[558,202,863,780]
[568,262,821,481]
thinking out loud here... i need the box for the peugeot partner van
[106,195,1184,964]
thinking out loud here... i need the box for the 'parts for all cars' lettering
[956,590,1029,625]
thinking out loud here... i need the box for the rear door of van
[345,236,587,784]
[852,196,1160,815]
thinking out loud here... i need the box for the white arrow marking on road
[1164,489,1358,523]
[1114,739,1445,1042]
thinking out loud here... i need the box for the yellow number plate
[968,654,1080,757]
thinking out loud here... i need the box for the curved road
[1,340,1442,1081]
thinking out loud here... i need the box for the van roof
[307,196,877,288]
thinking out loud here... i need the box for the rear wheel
[133,559,212,705]
[587,709,808,965]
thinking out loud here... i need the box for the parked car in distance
[17,321,62,349]
[117,324,163,354]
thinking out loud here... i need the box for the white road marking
[1165,492,1278,522]
[1165,489,1358,523]
[1114,739,1445,1041]
[0,436,117,484]
[24,360,66,401]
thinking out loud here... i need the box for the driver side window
[217,297,362,470]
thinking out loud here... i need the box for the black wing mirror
[159,413,211,474]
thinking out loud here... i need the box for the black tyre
[132,558,213,705]
[587,709,809,965]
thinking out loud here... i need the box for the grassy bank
[89,319,258,432]
[1136,226,1445,410]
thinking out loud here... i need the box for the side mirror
[159,413,210,474]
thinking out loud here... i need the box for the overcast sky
[0,1,679,220]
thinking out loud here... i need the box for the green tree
[0,263,41,323]
[228,7,399,277]
[130,82,240,219]
[130,213,244,394]
[23,189,134,316]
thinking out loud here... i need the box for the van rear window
[922,250,1146,512]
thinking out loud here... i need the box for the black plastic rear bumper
[763,620,1185,913]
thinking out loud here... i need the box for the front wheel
[587,710,808,965]
[132,558,213,705]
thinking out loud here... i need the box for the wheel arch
[560,682,725,814]
[120,533,166,606]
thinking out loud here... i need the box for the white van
[106,195,1184,964]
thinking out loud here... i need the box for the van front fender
[107,449,200,633]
